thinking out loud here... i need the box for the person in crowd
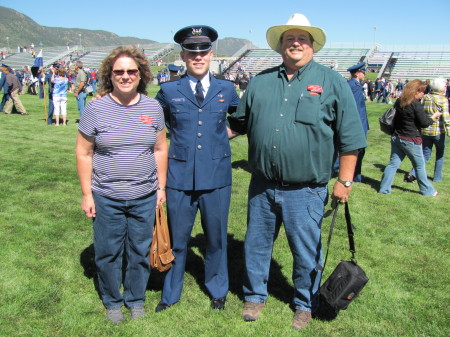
[396,78,404,97]
[45,65,56,125]
[386,80,394,104]
[86,68,93,96]
[90,68,97,93]
[368,79,375,101]
[379,79,441,196]
[377,77,389,104]
[0,63,10,111]
[235,73,249,98]
[38,68,45,99]
[76,46,168,324]
[227,13,366,330]
[363,80,368,100]
[51,66,69,126]
[154,25,239,313]
[28,72,38,95]
[347,62,369,182]
[405,77,450,182]
[424,79,431,94]
[167,64,180,82]
[73,60,87,118]
[3,66,28,115]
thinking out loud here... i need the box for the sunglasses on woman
[112,69,139,76]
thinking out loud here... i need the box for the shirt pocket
[169,101,189,130]
[294,95,321,125]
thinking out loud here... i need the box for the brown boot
[291,310,312,330]
[242,301,265,321]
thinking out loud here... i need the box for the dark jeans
[93,191,156,309]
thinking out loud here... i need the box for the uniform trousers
[161,186,231,305]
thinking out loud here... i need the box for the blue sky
[2,0,449,49]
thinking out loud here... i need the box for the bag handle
[322,201,357,272]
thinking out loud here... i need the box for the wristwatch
[337,178,353,187]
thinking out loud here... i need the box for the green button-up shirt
[228,60,367,184]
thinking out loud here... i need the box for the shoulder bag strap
[344,202,357,262]
[322,201,357,271]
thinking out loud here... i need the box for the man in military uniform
[167,64,181,82]
[154,25,239,312]
[0,63,11,112]
[346,62,369,182]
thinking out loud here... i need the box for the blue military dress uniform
[347,62,369,182]
[1,64,11,111]
[155,73,239,305]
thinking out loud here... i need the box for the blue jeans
[77,92,87,117]
[379,135,436,196]
[243,175,328,312]
[91,79,97,93]
[410,134,446,182]
[92,191,156,309]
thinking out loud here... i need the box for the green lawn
[0,87,448,336]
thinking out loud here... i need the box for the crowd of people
[2,13,449,332]
[0,58,98,124]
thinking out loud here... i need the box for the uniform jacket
[156,74,239,191]
[348,78,369,134]
[0,71,7,93]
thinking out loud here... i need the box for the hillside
[0,6,257,55]
[0,6,157,48]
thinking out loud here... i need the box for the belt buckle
[281,181,290,187]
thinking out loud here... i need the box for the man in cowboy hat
[228,13,366,330]
[154,25,239,312]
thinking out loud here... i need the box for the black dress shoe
[211,297,226,310]
[155,302,171,313]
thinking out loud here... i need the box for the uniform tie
[195,80,204,105]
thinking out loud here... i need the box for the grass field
[0,86,448,337]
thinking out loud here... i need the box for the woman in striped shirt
[76,46,168,324]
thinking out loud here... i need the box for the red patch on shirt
[140,115,154,124]
[307,85,323,95]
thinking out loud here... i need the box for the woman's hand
[156,189,166,206]
[81,194,96,218]
[432,112,442,121]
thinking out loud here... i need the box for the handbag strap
[322,201,357,271]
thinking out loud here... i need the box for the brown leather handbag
[149,204,175,272]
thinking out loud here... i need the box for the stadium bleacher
[389,51,450,82]
[3,43,174,70]
[3,43,450,82]
[224,47,450,82]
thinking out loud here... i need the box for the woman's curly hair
[97,46,153,96]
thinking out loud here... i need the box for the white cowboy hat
[266,13,326,53]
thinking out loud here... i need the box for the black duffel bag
[318,202,369,318]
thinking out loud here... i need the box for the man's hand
[331,181,352,204]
